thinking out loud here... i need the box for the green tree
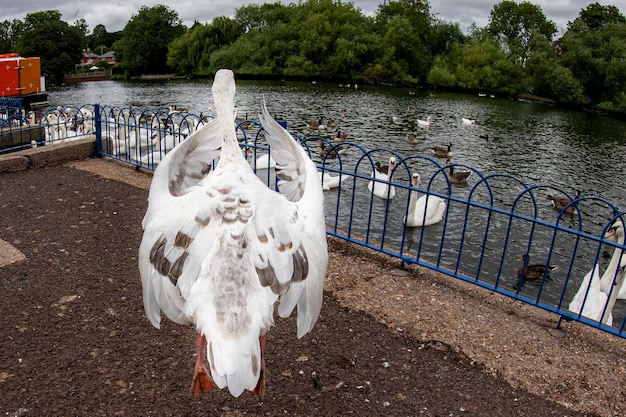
[375,0,432,82]
[114,4,185,76]
[487,0,557,66]
[559,3,626,107]
[453,38,524,94]
[576,2,625,30]
[16,10,84,84]
[168,17,242,75]
[89,24,109,51]
[0,19,24,53]
[525,36,586,104]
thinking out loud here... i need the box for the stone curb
[0,136,97,173]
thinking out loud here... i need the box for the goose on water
[431,143,452,158]
[514,254,557,290]
[417,115,432,128]
[335,129,348,142]
[406,131,419,145]
[307,117,326,130]
[548,190,580,215]
[138,69,328,398]
[445,159,472,185]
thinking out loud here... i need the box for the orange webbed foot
[190,332,218,397]
[252,335,266,398]
[190,364,217,397]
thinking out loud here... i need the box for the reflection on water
[48,79,626,325]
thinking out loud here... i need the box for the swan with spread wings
[138,69,328,398]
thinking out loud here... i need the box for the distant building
[78,49,116,68]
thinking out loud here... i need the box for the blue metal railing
[0,103,101,153]
[7,104,626,339]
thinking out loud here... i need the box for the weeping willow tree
[167,16,243,75]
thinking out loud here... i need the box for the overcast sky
[1,1,624,35]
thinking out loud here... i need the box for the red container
[0,55,41,97]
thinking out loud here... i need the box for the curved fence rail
[4,103,625,339]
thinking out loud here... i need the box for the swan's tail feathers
[207,335,263,397]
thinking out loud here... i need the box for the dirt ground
[0,158,611,416]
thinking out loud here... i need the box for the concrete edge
[0,136,97,174]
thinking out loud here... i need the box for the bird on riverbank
[569,223,626,324]
[139,69,328,398]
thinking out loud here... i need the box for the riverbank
[131,73,188,80]
[63,70,112,84]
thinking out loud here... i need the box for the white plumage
[405,173,447,227]
[569,223,626,325]
[138,69,328,398]
[461,117,476,125]
[368,157,396,199]
[417,115,432,128]
[318,170,346,190]
[568,263,612,325]
[599,223,626,299]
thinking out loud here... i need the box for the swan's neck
[408,188,418,217]
[599,232,625,324]
[213,73,240,160]
[600,233,625,287]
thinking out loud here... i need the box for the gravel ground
[0,157,623,416]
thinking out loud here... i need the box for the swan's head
[411,172,420,187]
[389,156,397,169]
[212,69,236,104]
[606,221,625,242]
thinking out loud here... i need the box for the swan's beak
[605,226,618,241]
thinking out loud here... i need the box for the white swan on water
[405,173,447,227]
[368,156,396,199]
[569,223,626,324]
[138,69,328,398]
[318,170,347,190]
[600,222,626,299]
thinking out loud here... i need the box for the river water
[47,78,626,325]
